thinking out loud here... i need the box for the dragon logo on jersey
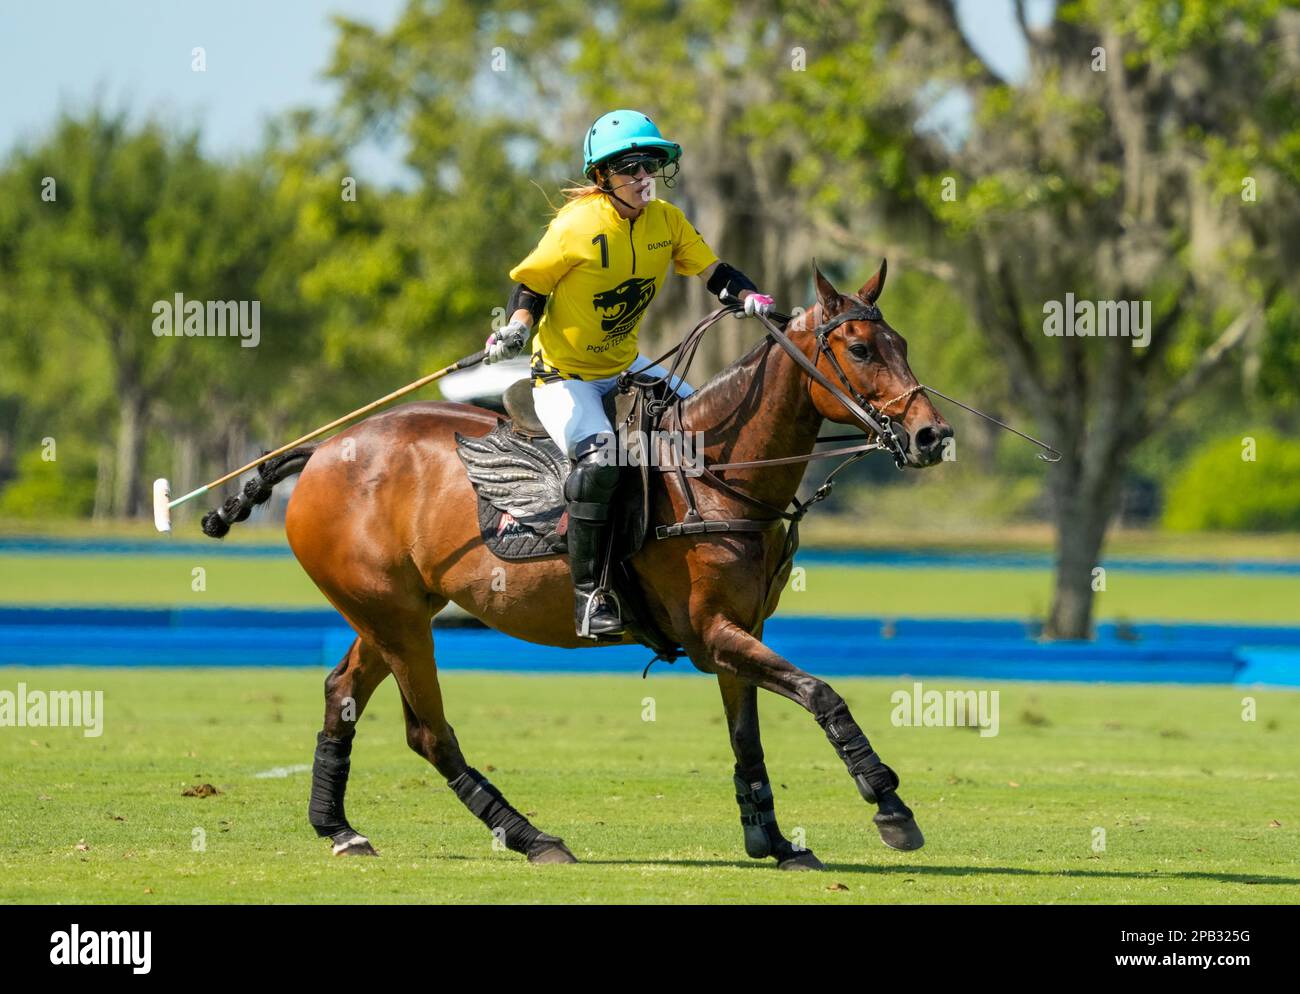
[593,277,657,341]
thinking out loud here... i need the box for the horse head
[804,260,953,468]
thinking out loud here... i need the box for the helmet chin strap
[598,171,654,213]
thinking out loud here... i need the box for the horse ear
[813,260,843,311]
[857,259,888,304]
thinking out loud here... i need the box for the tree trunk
[92,444,113,521]
[1045,436,1126,639]
[1047,487,1109,638]
[176,432,198,525]
[225,421,249,475]
[0,419,12,491]
[113,384,147,518]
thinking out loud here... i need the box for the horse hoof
[527,837,578,864]
[777,850,825,871]
[332,832,379,857]
[874,813,925,851]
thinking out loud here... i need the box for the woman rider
[483,110,773,640]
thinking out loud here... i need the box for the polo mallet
[152,349,487,532]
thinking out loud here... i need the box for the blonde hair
[536,167,609,215]
[559,182,605,203]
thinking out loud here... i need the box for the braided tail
[200,446,316,539]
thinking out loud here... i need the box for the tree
[0,110,324,518]
[322,2,578,371]
[766,0,1299,636]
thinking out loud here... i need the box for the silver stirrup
[578,588,623,639]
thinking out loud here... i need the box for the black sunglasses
[605,153,667,176]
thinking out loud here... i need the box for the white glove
[743,292,775,319]
[484,319,530,364]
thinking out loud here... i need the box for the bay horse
[218,261,953,869]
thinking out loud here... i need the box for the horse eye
[848,343,871,361]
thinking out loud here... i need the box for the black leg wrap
[733,772,823,869]
[448,768,544,854]
[818,704,924,852]
[734,773,796,860]
[819,706,900,803]
[308,731,356,841]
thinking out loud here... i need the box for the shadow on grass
[573,858,1299,886]
[830,864,1299,886]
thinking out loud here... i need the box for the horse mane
[676,306,818,431]
[676,335,776,432]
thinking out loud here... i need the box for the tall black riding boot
[564,435,624,640]
[566,500,624,639]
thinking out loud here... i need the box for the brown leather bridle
[757,300,915,469]
[623,298,1060,541]
[623,301,914,537]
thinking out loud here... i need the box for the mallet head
[153,478,172,533]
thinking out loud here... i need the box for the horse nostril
[916,426,939,451]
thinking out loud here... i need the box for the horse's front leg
[716,672,825,870]
[309,635,390,856]
[702,617,924,853]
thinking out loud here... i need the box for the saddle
[453,375,682,660]
[454,378,652,561]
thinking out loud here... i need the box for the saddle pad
[455,421,569,561]
[454,405,674,659]
[475,497,567,560]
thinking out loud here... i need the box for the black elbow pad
[706,261,758,301]
[507,283,548,321]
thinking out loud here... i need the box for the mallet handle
[169,349,486,509]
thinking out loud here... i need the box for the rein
[622,298,1061,540]
[626,303,897,532]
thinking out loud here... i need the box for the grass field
[9,515,1300,560]
[3,552,1299,622]
[1,669,1297,904]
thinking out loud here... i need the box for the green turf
[0,554,330,608]
[10,515,1300,561]
[1,668,1296,904]
[3,552,1299,623]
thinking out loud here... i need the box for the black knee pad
[570,431,618,468]
[564,438,620,513]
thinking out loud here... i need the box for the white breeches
[532,354,694,458]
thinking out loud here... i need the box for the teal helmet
[583,110,681,180]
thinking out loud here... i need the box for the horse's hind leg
[717,672,824,871]
[700,618,924,853]
[310,636,391,856]
[383,614,577,865]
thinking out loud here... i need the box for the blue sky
[0,0,1050,182]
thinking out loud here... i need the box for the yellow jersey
[509,193,718,381]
